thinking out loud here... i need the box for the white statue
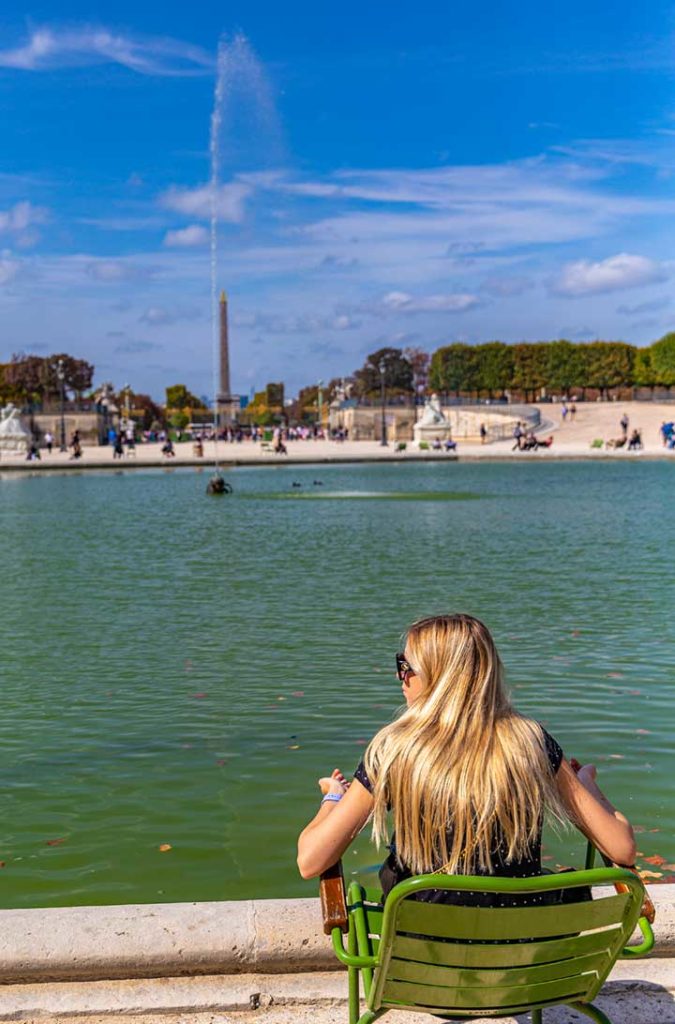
[418,393,447,426]
[0,403,31,454]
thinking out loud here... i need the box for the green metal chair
[320,850,654,1024]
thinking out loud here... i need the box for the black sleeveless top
[354,727,567,907]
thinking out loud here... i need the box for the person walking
[297,614,636,906]
[561,402,568,423]
[512,422,523,451]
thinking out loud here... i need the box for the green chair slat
[363,908,384,936]
[387,948,609,990]
[395,892,630,941]
[381,972,590,1012]
[391,926,621,970]
[362,887,385,905]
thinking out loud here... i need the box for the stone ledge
[0,889,672,985]
[0,961,672,1023]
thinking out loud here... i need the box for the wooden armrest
[319,860,348,934]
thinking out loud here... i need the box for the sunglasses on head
[396,652,415,682]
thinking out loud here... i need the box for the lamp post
[379,359,388,446]
[317,379,324,437]
[57,358,67,452]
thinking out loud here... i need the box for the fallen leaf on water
[648,828,661,833]
[277,697,286,702]
[291,691,305,697]
[609,754,624,760]
[644,855,667,866]
[191,692,208,699]
[46,838,66,847]
[158,844,172,853]
[606,672,623,679]
[639,869,663,880]
[0,862,5,868]
[288,744,300,750]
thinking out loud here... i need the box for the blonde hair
[364,614,566,876]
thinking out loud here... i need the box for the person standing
[44,431,53,455]
[620,413,629,438]
[479,423,487,445]
[512,422,523,451]
[570,402,577,421]
[561,402,568,423]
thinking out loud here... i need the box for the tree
[510,343,548,401]
[169,409,189,430]
[583,342,635,398]
[474,342,514,398]
[4,354,47,405]
[404,346,431,395]
[354,347,414,397]
[166,384,206,410]
[633,347,658,396]
[545,340,585,396]
[649,333,675,391]
[132,393,165,430]
[429,344,478,396]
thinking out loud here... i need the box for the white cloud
[381,291,479,314]
[0,26,212,76]
[163,224,209,248]
[139,306,201,326]
[160,183,251,224]
[553,253,668,297]
[0,201,48,247]
[0,250,20,285]
[86,259,154,282]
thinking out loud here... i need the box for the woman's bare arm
[556,758,636,866]
[297,778,374,879]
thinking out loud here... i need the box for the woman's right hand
[318,768,350,796]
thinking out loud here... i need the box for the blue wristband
[321,792,343,804]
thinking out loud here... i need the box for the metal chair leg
[531,1009,543,1024]
[356,1011,386,1024]
[569,1002,613,1024]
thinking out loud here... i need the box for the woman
[297,614,635,904]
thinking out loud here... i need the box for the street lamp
[56,358,67,452]
[379,359,388,446]
[317,379,324,437]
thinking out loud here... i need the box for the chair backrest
[368,869,643,1017]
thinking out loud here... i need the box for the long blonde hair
[364,614,566,876]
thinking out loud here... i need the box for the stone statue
[413,393,453,446]
[418,393,447,426]
[0,403,31,455]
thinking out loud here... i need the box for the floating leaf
[191,692,208,699]
[636,729,651,735]
[0,862,5,868]
[291,691,305,697]
[288,744,300,750]
[606,672,623,679]
[644,855,667,866]
[46,838,65,847]
[158,843,172,853]
[648,828,661,833]
[277,696,286,702]
[639,869,662,880]
[609,754,624,760]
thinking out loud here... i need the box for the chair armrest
[319,859,348,935]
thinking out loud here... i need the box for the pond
[0,460,673,906]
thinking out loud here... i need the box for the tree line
[327,334,675,404]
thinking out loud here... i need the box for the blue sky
[1,2,675,400]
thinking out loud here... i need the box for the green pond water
[0,460,673,908]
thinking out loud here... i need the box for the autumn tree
[165,384,206,410]
[473,342,514,398]
[649,332,675,391]
[354,347,414,397]
[545,340,585,396]
[403,346,431,395]
[583,342,635,398]
[429,344,478,396]
[510,343,548,401]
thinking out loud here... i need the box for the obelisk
[216,290,238,424]
[219,290,230,399]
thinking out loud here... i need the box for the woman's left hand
[318,768,350,796]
